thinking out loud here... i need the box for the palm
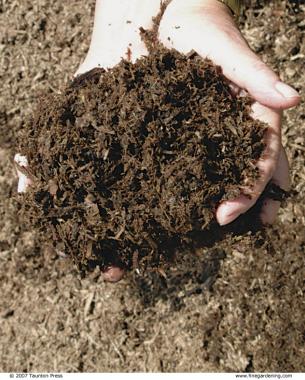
[158,0,295,224]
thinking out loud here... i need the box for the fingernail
[102,266,125,283]
[217,204,241,226]
[14,153,28,167]
[275,81,300,99]
[17,174,31,193]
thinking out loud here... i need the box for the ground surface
[0,0,304,373]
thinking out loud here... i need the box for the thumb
[204,32,300,109]
[159,2,300,109]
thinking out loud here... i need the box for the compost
[19,45,279,273]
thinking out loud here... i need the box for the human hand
[158,0,300,225]
[15,0,161,282]
[75,0,161,75]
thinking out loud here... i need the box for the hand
[158,0,300,225]
[15,0,161,282]
[75,0,161,75]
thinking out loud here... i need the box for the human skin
[158,0,300,225]
[15,0,300,281]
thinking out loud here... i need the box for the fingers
[102,266,125,282]
[158,0,294,226]
[216,103,282,225]
[209,41,300,110]
[14,153,32,193]
[260,146,290,225]
[158,0,300,109]
[195,28,300,109]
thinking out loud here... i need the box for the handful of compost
[16,47,268,276]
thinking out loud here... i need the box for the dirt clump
[19,46,272,274]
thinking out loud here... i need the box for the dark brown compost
[19,46,279,274]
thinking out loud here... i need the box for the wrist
[163,0,236,31]
[167,0,234,17]
[89,0,160,55]
[76,0,161,73]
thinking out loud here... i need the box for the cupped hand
[75,0,161,75]
[15,0,161,282]
[158,0,300,225]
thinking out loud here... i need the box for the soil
[19,44,270,274]
[0,0,304,373]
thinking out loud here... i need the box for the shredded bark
[19,45,283,274]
